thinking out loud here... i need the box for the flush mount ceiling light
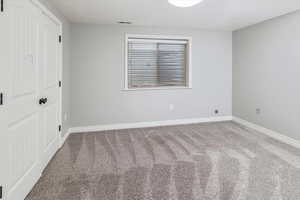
[168,0,204,7]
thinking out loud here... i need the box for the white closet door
[38,12,61,171]
[0,0,62,199]
[1,0,41,199]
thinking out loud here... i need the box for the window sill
[123,86,192,91]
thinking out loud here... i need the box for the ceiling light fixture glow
[168,0,204,7]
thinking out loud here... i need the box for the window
[125,35,192,90]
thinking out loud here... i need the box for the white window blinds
[127,37,189,89]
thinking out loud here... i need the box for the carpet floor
[26,121,300,200]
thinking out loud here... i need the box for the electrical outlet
[256,108,261,115]
[211,108,220,116]
[169,104,175,111]
[64,113,68,121]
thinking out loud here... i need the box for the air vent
[117,21,132,25]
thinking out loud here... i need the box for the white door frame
[30,0,64,147]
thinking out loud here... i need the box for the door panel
[38,13,61,171]
[10,2,37,97]
[44,24,59,88]
[45,103,58,147]
[4,1,41,199]
[8,114,38,188]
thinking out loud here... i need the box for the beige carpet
[26,121,300,200]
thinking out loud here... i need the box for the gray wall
[70,24,232,127]
[233,11,300,140]
[39,0,71,136]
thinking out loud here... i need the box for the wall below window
[70,24,232,127]
[233,11,300,140]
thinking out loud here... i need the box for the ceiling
[49,0,300,31]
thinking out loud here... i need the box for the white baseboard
[60,129,71,147]
[233,116,300,149]
[69,116,233,134]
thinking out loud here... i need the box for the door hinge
[59,125,62,132]
[0,186,2,199]
[59,81,62,87]
[59,35,62,43]
[1,0,3,12]
[0,93,3,105]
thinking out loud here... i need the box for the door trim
[30,0,63,147]
[30,0,62,26]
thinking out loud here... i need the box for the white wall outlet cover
[169,104,175,111]
[256,108,261,115]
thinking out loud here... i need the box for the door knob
[39,98,48,105]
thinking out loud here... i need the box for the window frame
[124,34,192,91]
